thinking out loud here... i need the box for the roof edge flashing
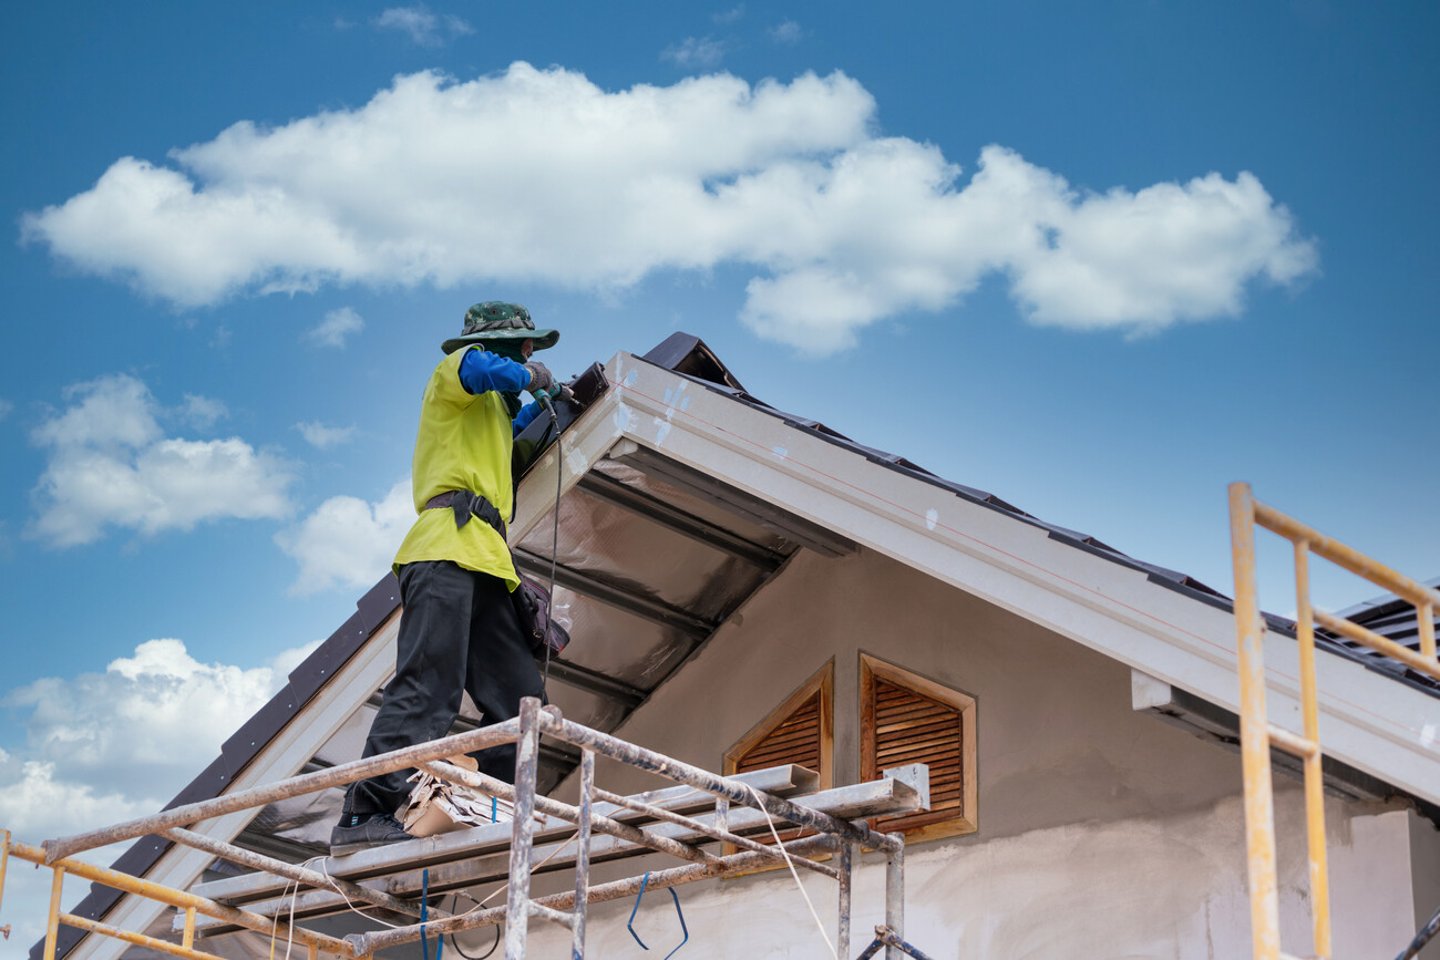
[640,332,748,394]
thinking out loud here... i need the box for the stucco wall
[1408,811,1440,959]
[572,545,1246,836]
[510,791,1416,958]
[519,546,1424,957]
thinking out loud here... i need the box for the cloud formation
[0,637,316,944]
[296,420,356,449]
[306,305,365,347]
[276,480,413,593]
[769,20,803,44]
[2,638,315,832]
[30,374,294,546]
[21,64,1317,352]
[179,393,228,429]
[662,37,727,69]
[374,5,473,46]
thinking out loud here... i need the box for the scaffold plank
[184,769,924,933]
[192,763,816,905]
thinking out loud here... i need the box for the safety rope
[265,872,302,960]
[741,783,838,960]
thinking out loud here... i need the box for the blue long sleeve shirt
[457,347,544,435]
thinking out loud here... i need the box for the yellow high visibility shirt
[392,347,519,590]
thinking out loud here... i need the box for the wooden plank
[185,769,927,932]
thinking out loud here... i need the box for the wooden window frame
[860,652,977,844]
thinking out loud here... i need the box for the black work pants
[348,560,545,817]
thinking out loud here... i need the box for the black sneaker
[329,813,415,857]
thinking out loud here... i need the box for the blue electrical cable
[420,868,443,960]
[626,870,689,958]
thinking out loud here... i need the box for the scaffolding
[1228,482,1440,960]
[1,696,935,960]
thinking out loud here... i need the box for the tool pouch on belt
[426,490,571,659]
[512,577,570,658]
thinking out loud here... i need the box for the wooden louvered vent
[724,661,833,847]
[733,690,823,776]
[861,654,976,841]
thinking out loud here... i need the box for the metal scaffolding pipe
[58,913,226,960]
[539,711,899,852]
[885,835,905,960]
[7,841,353,957]
[1229,482,1282,960]
[589,785,840,878]
[1253,501,1440,612]
[837,841,855,959]
[1291,539,1333,960]
[419,761,718,867]
[572,751,595,959]
[1313,610,1440,680]
[504,698,542,960]
[17,698,922,958]
[162,828,436,923]
[350,833,837,955]
[43,720,521,863]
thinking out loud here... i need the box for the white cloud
[662,36,727,68]
[0,637,317,947]
[0,397,13,421]
[296,420,356,449]
[306,305,365,347]
[29,374,294,546]
[375,5,473,46]
[178,392,228,429]
[769,20,803,44]
[713,5,745,24]
[276,480,413,594]
[21,64,1317,352]
[1,637,316,830]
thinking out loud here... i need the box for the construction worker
[331,302,560,856]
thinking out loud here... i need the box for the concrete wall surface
[520,546,1429,958]
[509,791,1418,959]
[1407,811,1440,959]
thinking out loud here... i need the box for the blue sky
[1,1,1436,950]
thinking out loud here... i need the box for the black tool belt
[425,490,507,540]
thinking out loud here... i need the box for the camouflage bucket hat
[441,301,559,354]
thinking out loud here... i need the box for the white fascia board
[510,379,632,542]
[72,612,403,960]
[606,353,1440,804]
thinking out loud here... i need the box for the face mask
[486,340,528,363]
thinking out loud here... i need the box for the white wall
[1408,811,1440,959]
[512,547,1429,958]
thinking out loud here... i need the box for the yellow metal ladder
[1228,482,1440,960]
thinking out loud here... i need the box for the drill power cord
[535,392,562,694]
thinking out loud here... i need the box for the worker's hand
[532,383,574,404]
[522,361,555,394]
